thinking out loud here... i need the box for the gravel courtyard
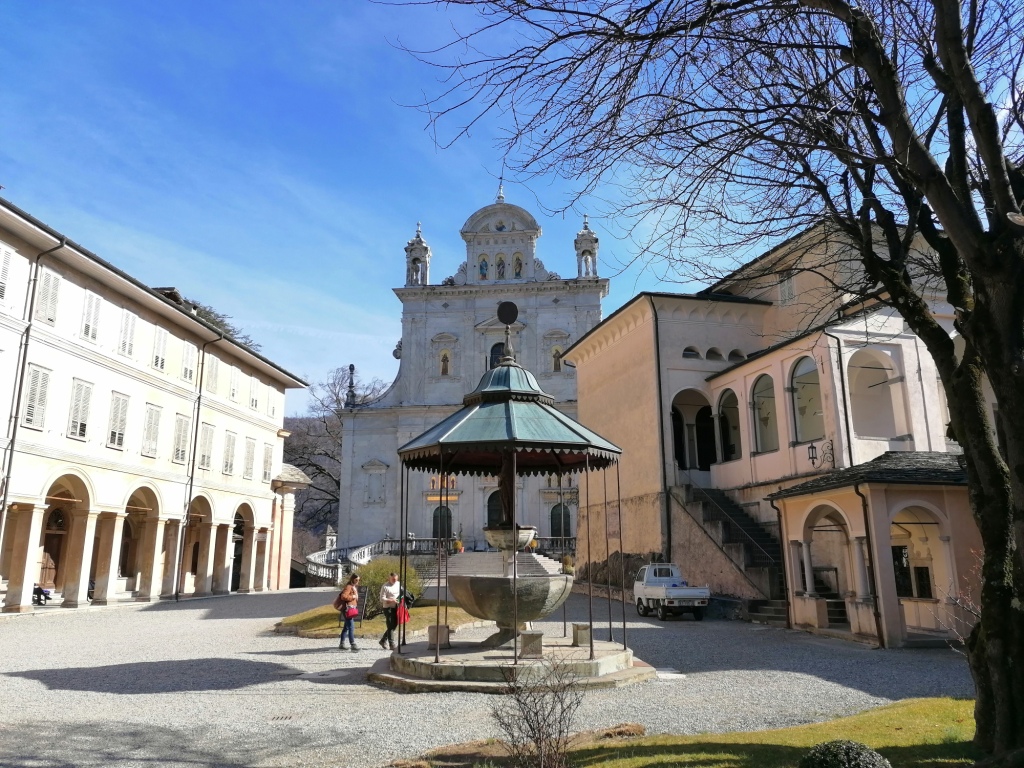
[0,589,973,768]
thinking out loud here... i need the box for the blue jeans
[340,616,356,647]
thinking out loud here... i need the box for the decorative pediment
[476,316,526,332]
[361,459,389,472]
[461,202,541,238]
[543,329,571,341]
[432,332,459,345]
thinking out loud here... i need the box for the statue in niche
[479,257,489,280]
[514,255,523,278]
[440,352,450,376]
[497,257,506,279]
[553,349,562,372]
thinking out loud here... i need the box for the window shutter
[199,424,214,469]
[107,392,129,447]
[24,365,50,427]
[81,292,101,341]
[243,438,256,479]
[142,405,161,457]
[205,356,219,393]
[249,375,259,410]
[119,310,137,356]
[262,443,273,482]
[172,414,191,463]
[68,379,93,438]
[153,327,168,370]
[0,248,11,301]
[229,368,239,401]
[35,269,60,323]
[182,343,196,383]
[222,432,236,474]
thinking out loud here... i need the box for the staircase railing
[533,536,576,558]
[675,475,781,569]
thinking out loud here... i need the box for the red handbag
[397,603,410,624]
[345,606,359,618]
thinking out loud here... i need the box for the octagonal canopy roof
[398,357,621,475]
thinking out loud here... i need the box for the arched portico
[180,496,215,597]
[231,503,257,593]
[888,505,955,637]
[670,389,716,480]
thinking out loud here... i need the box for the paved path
[0,589,974,767]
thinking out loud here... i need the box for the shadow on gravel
[0,721,272,768]
[8,657,299,694]
[139,589,333,621]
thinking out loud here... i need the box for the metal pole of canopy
[434,451,444,664]
[617,462,627,650]
[559,470,566,639]
[585,455,595,661]
[603,465,614,642]
[512,449,519,664]
[398,464,407,652]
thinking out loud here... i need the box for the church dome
[460,198,541,238]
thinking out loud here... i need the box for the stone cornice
[562,297,653,367]
[394,278,609,301]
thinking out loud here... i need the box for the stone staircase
[672,485,787,601]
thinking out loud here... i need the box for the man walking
[379,572,400,650]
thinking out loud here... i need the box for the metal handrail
[674,476,780,568]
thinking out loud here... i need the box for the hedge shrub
[354,557,422,618]
[798,740,892,768]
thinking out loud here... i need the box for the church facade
[337,195,608,551]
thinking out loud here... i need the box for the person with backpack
[334,573,361,652]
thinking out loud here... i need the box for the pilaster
[2,504,47,613]
[92,511,128,605]
[135,518,167,602]
[61,509,100,608]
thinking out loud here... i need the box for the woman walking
[337,573,361,652]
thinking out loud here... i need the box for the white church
[336,193,608,552]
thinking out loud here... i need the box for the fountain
[366,303,655,692]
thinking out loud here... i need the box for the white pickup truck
[633,563,711,621]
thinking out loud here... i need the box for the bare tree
[285,365,389,533]
[401,0,1024,755]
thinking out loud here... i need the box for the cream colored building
[0,198,307,613]
[562,223,986,648]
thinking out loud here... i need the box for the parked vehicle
[633,563,711,621]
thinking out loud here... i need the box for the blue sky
[0,1,693,413]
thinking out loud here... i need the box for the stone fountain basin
[483,526,537,551]
[448,574,573,625]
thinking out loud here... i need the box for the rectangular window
[0,246,11,302]
[81,291,101,341]
[229,367,240,402]
[265,389,277,418]
[181,342,197,384]
[222,432,236,475]
[891,545,913,598]
[205,355,219,394]
[262,443,273,482]
[142,404,161,457]
[243,438,256,480]
[779,270,795,304]
[118,309,137,357]
[67,379,93,439]
[172,413,191,464]
[35,268,60,324]
[249,375,259,410]
[23,365,51,429]
[913,566,933,600]
[199,423,215,470]
[107,392,129,448]
[152,327,168,371]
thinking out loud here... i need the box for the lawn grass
[418,697,981,768]
[278,603,479,638]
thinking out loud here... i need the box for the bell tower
[404,222,431,287]
[574,215,599,278]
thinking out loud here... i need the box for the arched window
[752,374,779,452]
[440,350,451,376]
[671,407,686,468]
[432,506,453,539]
[706,348,724,361]
[490,343,505,369]
[682,346,702,359]
[728,349,745,362]
[550,504,571,538]
[718,389,742,461]
[848,349,903,438]
[552,347,563,372]
[486,491,503,528]
[791,356,825,443]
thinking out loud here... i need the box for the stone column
[160,520,182,598]
[801,539,817,597]
[212,524,231,594]
[61,509,100,608]
[253,529,268,592]
[135,518,167,602]
[274,493,296,591]
[194,522,217,596]
[92,512,127,605]
[237,525,257,593]
[2,505,47,613]
[853,536,871,598]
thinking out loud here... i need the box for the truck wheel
[636,599,649,617]
[656,604,668,621]
[692,607,705,621]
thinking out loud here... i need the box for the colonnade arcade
[670,346,912,477]
[1,473,272,613]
